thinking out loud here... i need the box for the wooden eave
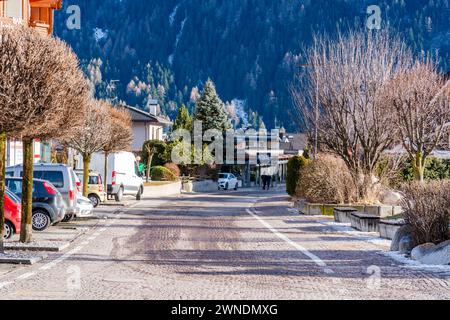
[29,0,62,9]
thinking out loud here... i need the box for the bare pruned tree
[63,100,112,197]
[383,61,450,182]
[292,30,413,202]
[0,26,90,244]
[102,105,133,195]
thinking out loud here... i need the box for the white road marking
[16,272,35,280]
[246,208,329,268]
[99,228,107,232]
[39,246,83,271]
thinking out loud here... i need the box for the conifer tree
[194,79,230,133]
[173,104,192,131]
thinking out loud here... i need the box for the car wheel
[136,186,143,201]
[3,221,14,239]
[225,182,229,190]
[32,210,51,231]
[115,187,124,202]
[88,194,100,208]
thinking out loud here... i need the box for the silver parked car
[6,164,79,222]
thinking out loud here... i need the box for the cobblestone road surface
[0,190,448,300]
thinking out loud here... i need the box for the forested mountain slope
[54,0,450,131]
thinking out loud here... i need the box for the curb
[4,242,70,253]
[0,255,44,265]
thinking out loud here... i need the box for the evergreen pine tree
[194,79,230,133]
[173,104,192,131]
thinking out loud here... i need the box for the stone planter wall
[182,180,218,193]
[142,181,182,198]
[298,201,402,218]
[379,219,406,240]
[334,207,358,223]
[350,212,380,232]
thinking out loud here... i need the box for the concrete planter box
[334,207,358,223]
[392,206,403,216]
[298,201,323,215]
[182,180,217,193]
[350,212,380,232]
[143,181,182,198]
[379,219,406,240]
[364,205,395,218]
[296,201,402,218]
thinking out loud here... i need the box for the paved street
[0,189,449,300]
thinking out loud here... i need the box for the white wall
[132,122,164,152]
[132,122,147,152]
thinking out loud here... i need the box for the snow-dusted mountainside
[54,0,450,130]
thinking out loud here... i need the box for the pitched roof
[120,105,172,125]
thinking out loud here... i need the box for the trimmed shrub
[151,166,177,182]
[164,162,181,177]
[296,154,357,204]
[286,156,310,196]
[401,180,450,246]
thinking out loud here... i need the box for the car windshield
[32,171,64,188]
[219,174,228,179]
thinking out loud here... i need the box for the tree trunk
[83,154,91,197]
[146,152,153,183]
[413,152,425,183]
[104,152,109,199]
[20,138,34,243]
[0,132,6,253]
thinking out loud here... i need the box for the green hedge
[400,157,450,181]
[286,156,310,196]
[151,166,177,182]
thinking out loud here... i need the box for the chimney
[147,99,159,116]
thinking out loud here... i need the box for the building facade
[121,105,172,153]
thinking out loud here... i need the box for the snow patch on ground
[320,220,391,247]
[319,218,450,278]
[381,250,450,278]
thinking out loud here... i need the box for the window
[5,0,23,19]
[6,179,37,198]
[89,175,100,185]
[33,171,64,188]
[6,189,21,204]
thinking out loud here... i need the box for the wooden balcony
[29,20,50,36]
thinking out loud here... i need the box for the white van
[87,152,144,202]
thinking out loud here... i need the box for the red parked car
[3,189,21,239]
